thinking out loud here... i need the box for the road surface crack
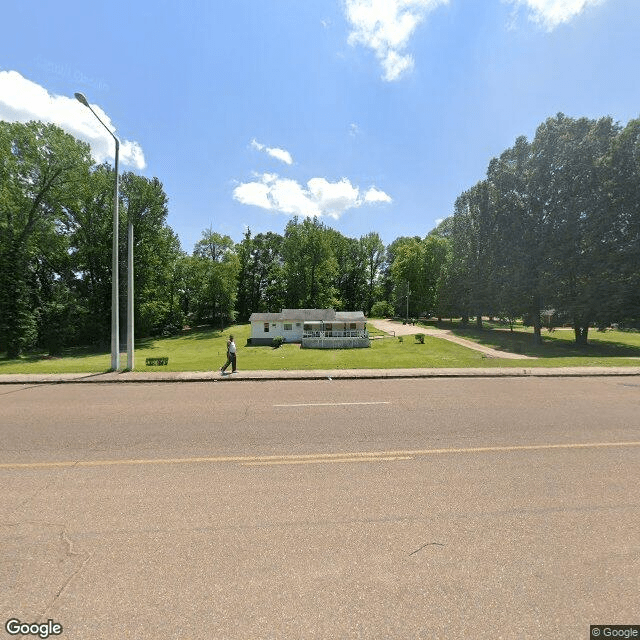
[40,550,94,619]
[409,542,445,556]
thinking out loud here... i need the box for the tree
[235,227,254,322]
[282,217,337,308]
[120,172,184,337]
[328,230,366,311]
[422,234,450,319]
[235,229,285,319]
[486,136,535,332]
[599,118,640,326]
[449,181,497,327]
[370,300,394,318]
[0,121,92,357]
[390,237,428,318]
[529,114,619,344]
[381,236,419,314]
[189,229,239,327]
[359,232,385,314]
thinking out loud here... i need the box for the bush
[370,301,395,318]
[272,336,285,348]
[415,333,425,344]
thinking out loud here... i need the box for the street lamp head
[74,92,89,107]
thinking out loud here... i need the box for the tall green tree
[328,230,366,311]
[450,181,497,327]
[189,229,239,326]
[529,114,619,344]
[359,231,385,314]
[282,217,337,308]
[0,121,92,357]
[599,118,640,326]
[380,236,419,314]
[390,237,428,318]
[235,229,285,319]
[66,165,114,346]
[486,136,535,332]
[120,172,184,337]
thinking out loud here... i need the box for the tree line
[1,113,638,358]
[437,113,640,344]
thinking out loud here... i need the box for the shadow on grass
[183,326,226,341]
[0,344,107,365]
[135,325,225,349]
[441,324,640,358]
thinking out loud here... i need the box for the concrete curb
[1,366,640,384]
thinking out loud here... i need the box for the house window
[296,323,301,328]
[264,323,269,332]
[284,323,292,331]
[350,323,356,330]
[303,324,312,332]
[325,323,332,331]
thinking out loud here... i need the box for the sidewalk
[1,366,640,384]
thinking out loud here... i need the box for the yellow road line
[1,441,639,471]
[241,455,414,466]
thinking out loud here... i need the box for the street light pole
[127,218,134,370]
[75,92,120,370]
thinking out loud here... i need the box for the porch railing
[302,330,368,338]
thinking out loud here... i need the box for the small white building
[249,309,369,348]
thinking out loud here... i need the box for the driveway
[367,318,535,360]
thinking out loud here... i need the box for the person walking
[221,334,237,374]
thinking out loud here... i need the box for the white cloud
[250,138,293,165]
[233,173,391,220]
[344,0,449,81]
[232,181,273,210]
[308,178,361,218]
[0,70,146,169]
[364,186,392,203]
[504,0,605,30]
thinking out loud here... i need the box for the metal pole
[127,220,134,370]
[112,138,120,370]
[75,93,129,371]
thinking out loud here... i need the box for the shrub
[415,333,425,344]
[370,301,395,318]
[272,336,285,348]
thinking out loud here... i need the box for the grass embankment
[1,320,639,374]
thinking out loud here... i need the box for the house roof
[281,308,336,321]
[336,311,366,321]
[249,309,366,323]
[249,313,282,322]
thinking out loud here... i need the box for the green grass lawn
[1,321,639,374]
[420,319,640,368]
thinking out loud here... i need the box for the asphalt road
[1,378,639,639]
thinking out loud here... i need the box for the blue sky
[2,0,639,252]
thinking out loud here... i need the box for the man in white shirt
[221,334,237,374]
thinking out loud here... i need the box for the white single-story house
[249,309,370,348]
